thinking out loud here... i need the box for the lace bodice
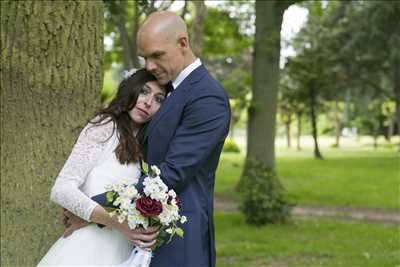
[50,119,140,221]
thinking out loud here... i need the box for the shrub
[223,138,241,153]
[238,159,293,225]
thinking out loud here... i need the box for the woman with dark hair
[37,69,168,266]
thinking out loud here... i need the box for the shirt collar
[172,58,202,90]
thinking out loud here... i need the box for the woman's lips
[136,107,149,117]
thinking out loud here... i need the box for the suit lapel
[143,65,208,141]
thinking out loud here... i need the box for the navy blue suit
[144,65,230,267]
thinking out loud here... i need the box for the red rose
[136,195,163,217]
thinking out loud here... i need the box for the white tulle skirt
[37,224,133,266]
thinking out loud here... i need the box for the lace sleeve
[50,119,115,221]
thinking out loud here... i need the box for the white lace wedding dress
[37,120,139,266]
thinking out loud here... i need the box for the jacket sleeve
[157,93,230,192]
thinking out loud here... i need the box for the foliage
[222,138,241,153]
[238,159,292,225]
[285,1,400,144]
[200,7,253,132]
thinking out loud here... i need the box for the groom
[135,11,230,267]
[65,11,230,267]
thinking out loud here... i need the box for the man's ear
[177,36,189,49]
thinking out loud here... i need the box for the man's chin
[157,77,170,85]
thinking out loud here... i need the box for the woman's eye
[155,96,165,104]
[140,87,150,95]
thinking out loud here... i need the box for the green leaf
[141,160,149,174]
[106,191,114,204]
[104,207,116,213]
[175,227,184,238]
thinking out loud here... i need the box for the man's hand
[62,209,89,238]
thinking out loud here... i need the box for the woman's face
[129,80,166,124]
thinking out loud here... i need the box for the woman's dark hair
[91,69,160,164]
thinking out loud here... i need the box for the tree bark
[285,115,292,148]
[0,1,103,265]
[296,111,302,150]
[334,101,342,148]
[115,1,134,70]
[191,0,207,57]
[393,54,400,151]
[181,0,189,21]
[245,1,286,171]
[387,110,394,142]
[131,0,140,68]
[309,85,323,159]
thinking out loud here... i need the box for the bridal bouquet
[104,165,187,267]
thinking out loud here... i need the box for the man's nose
[145,60,157,72]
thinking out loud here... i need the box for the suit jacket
[143,64,230,267]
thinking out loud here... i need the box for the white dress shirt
[172,58,202,90]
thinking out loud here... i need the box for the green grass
[215,212,400,267]
[216,147,400,210]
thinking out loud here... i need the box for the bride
[37,69,168,266]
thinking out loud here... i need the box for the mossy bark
[0,1,103,265]
[246,1,285,171]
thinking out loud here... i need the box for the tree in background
[191,0,206,56]
[200,6,252,138]
[325,1,400,149]
[103,0,175,71]
[0,1,103,265]
[239,0,296,225]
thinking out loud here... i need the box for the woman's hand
[89,205,160,249]
[113,222,160,249]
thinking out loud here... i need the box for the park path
[214,197,400,224]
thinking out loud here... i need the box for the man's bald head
[136,11,196,85]
[138,11,189,44]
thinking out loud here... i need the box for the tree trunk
[387,111,394,142]
[0,1,103,265]
[309,85,323,159]
[373,128,378,148]
[296,111,302,151]
[393,54,400,151]
[115,1,134,70]
[229,118,235,139]
[245,1,285,171]
[285,115,292,148]
[181,0,189,21]
[191,0,207,57]
[131,0,140,68]
[334,101,342,148]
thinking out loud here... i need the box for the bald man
[136,11,230,267]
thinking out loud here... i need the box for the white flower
[158,203,180,225]
[120,186,138,199]
[180,216,187,224]
[165,228,173,234]
[150,165,161,176]
[143,176,168,201]
[168,190,176,198]
[122,68,138,80]
[127,210,147,229]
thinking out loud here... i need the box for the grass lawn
[215,212,399,267]
[216,146,399,210]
